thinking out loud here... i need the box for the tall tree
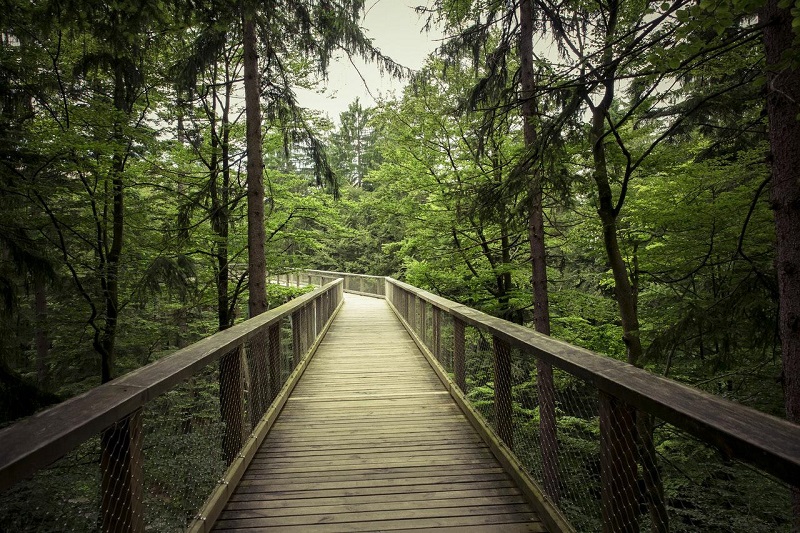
[760,0,800,526]
[518,0,559,502]
[242,5,268,318]
[329,99,379,188]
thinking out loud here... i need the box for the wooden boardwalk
[213,294,546,532]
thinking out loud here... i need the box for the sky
[295,1,445,122]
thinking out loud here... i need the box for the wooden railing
[0,280,344,532]
[3,270,798,531]
[384,277,800,532]
[271,269,386,297]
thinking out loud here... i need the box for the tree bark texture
[97,62,128,384]
[519,0,559,503]
[242,11,270,430]
[761,0,800,526]
[243,12,267,318]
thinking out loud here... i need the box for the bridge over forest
[0,271,799,532]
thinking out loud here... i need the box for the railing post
[493,335,514,450]
[421,301,427,346]
[599,391,639,533]
[433,307,441,362]
[268,322,281,403]
[454,317,466,392]
[316,296,323,335]
[291,309,302,366]
[412,295,418,334]
[303,303,312,351]
[100,410,143,533]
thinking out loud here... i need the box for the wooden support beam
[433,307,441,362]
[454,318,466,393]
[291,310,301,367]
[421,300,428,346]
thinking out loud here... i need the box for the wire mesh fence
[0,281,343,532]
[386,277,798,533]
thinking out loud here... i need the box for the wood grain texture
[213,294,546,532]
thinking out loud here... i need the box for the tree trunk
[588,37,668,526]
[97,62,127,384]
[243,11,267,318]
[242,9,270,425]
[761,0,800,526]
[519,0,559,504]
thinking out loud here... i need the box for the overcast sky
[295,1,444,122]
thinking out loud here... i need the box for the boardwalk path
[213,294,546,532]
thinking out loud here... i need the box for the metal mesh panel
[141,368,227,530]
[0,434,103,531]
[438,312,454,373]
[651,421,791,532]
[463,324,494,425]
[513,363,602,530]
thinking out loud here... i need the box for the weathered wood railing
[385,277,800,532]
[270,269,386,297]
[0,280,344,532]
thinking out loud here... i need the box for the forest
[0,0,799,530]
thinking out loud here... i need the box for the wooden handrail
[298,268,385,280]
[276,269,386,298]
[385,277,800,487]
[0,280,344,495]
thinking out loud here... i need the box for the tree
[329,98,380,188]
[759,0,800,525]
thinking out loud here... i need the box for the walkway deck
[212,294,546,532]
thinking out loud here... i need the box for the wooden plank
[246,459,501,476]
[221,494,527,516]
[214,510,544,531]
[211,293,546,532]
[215,523,544,533]
[226,480,520,501]
[225,487,524,510]
[216,503,535,524]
